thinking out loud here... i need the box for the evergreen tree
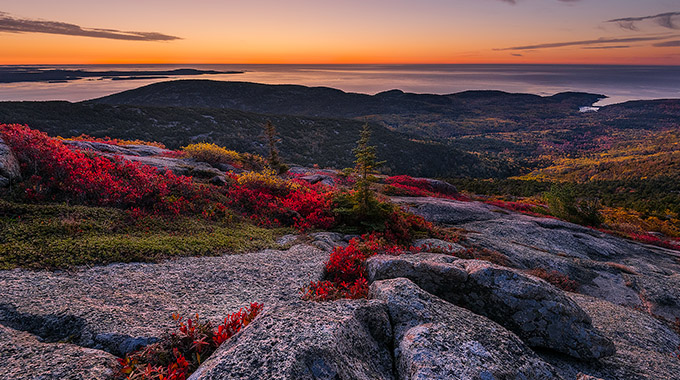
[352,123,384,214]
[264,120,286,173]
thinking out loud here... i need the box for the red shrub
[0,124,337,231]
[383,175,465,200]
[0,124,201,215]
[302,233,423,301]
[225,181,336,231]
[61,133,166,148]
[456,248,511,267]
[526,268,579,292]
[117,303,263,380]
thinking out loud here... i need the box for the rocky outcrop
[366,254,615,360]
[300,174,335,187]
[0,324,119,380]
[413,177,458,195]
[369,278,563,380]
[546,294,680,380]
[62,140,231,178]
[190,300,394,380]
[413,238,465,253]
[458,260,615,360]
[0,245,327,351]
[394,196,680,321]
[0,136,21,187]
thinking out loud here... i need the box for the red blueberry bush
[0,124,208,215]
[117,303,263,380]
[59,133,167,148]
[301,233,423,301]
[382,175,465,200]
[526,268,579,292]
[0,124,337,231]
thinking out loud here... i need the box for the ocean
[1,64,679,106]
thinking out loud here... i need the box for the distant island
[0,68,244,84]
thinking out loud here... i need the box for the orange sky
[1,0,679,65]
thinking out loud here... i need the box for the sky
[1,0,679,65]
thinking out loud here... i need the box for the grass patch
[0,200,284,270]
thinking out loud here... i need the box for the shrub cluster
[382,175,461,199]
[301,233,424,301]
[0,124,337,232]
[117,303,263,380]
[227,170,335,231]
[59,134,167,148]
[1,124,204,215]
[182,142,266,171]
[526,268,579,292]
[544,184,602,226]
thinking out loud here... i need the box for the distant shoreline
[1,64,678,105]
[0,68,243,84]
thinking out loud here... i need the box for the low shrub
[456,247,512,267]
[544,184,602,226]
[182,142,266,171]
[227,172,335,231]
[1,124,205,215]
[117,303,263,380]
[301,233,423,301]
[526,268,579,292]
[382,175,464,200]
[59,134,166,148]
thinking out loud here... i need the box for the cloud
[511,53,523,56]
[495,35,674,51]
[0,11,180,41]
[582,45,630,50]
[498,0,581,4]
[654,40,680,47]
[607,12,680,31]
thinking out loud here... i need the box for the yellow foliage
[58,135,166,148]
[237,169,300,191]
[602,207,680,238]
[182,143,241,165]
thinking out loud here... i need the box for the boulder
[62,140,134,155]
[365,254,615,360]
[0,324,119,380]
[300,174,335,187]
[414,177,458,195]
[542,294,680,379]
[209,175,228,186]
[0,136,21,186]
[366,253,467,296]
[392,197,499,224]
[122,144,171,157]
[213,162,242,173]
[0,245,328,350]
[457,260,615,360]
[276,234,299,246]
[190,300,394,380]
[396,196,680,321]
[413,238,465,253]
[310,232,348,251]
[369,278,563,380]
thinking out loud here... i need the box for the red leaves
[383,175,465,200]
[117,303,263,380]
[226,179,336,231]
[526,268,579,292]
[0,124,197,215]
[302,233,422,301]
[0,124,338,231]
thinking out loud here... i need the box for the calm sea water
[1,64,679,106]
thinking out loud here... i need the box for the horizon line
[2,62,680,67]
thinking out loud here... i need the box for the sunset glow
[1,0,679,65]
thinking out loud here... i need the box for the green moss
[0,200,284,270]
